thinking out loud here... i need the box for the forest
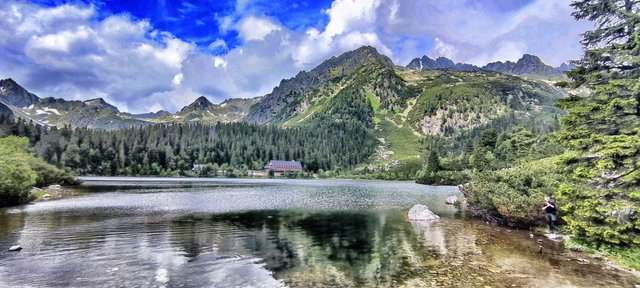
[0,115,376,177]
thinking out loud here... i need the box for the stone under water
[407,204,440,221]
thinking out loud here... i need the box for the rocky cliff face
[0,102,13,119]
[0,78,40,107]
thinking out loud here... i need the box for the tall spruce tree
[557,0,640,245]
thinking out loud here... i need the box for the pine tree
[556,0,640,245]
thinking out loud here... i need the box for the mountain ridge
[0,46,568,137]
[405,54,568,79]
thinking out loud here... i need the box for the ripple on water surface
[0,178,638,287]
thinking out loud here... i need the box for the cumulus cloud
[0,1,196,113]
[236,16,281,41]
[377,0,591,66]
[0,0,591,114]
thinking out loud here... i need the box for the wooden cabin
[263,160,303,175]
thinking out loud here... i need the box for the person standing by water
[542,196,557,234]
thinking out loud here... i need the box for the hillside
[247,47,566,168]
[245,46,403,125]
[0,46,568,170]
[0,80,259,129]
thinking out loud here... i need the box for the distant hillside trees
[1,118,376,176]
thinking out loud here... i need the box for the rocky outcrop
[0,78,40,107]
[0,102,13,119]
[407,204,440,221]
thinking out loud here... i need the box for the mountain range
[0,78,258,130]
[0,46,566,167]
[405,54,573,79]
[0,46,568,165]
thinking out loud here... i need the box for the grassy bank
[564,237,640,271]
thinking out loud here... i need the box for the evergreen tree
[557,0,640,245]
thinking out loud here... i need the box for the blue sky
[0,0,591,113]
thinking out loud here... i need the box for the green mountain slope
[247,47,567,168]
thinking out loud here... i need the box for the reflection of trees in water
[0,210,26,243]
[179,210,454,287]
[410,219,481,261]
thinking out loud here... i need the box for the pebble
[8,245,22,251]
[577,258,590,264]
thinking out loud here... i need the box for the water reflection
[0,178,637,287]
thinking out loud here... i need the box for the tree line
[0,115,376,176]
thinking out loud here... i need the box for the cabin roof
[264,160,303,170]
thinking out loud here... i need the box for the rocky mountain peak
[84,98,119,112]
[314,45,395,76]
[435,57,456,68]
[0,78,40,107]
[406,55,480,71]
[181,96,213,112]
[516,54,544,67]
[482,54,564,78]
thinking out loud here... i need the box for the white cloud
[236,16,281,41]
[208,38,227,51]
[27,26,93,53]
[172,73,184,86]
[213,57,228,68]
[323,0,381,37]
[0,0,591,114]
[0,1,197,113]
[432,37,456,60]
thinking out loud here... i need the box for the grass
[565,237,640,271]
[379,119,422,162]
[283,96,331,127]
[365,92,382,124]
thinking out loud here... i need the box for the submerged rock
[8,245,22,251]
[445,195,458,205]
[47,184,62,191]
[407,204,440,221]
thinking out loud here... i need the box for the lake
[0,177,637,287]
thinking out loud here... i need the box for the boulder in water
[8,245,22,252]
[445,195,458,205]
[407,204,440,221]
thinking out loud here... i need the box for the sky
[0,0,592,113]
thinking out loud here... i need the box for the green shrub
[556,184,640,246]
[464,158,564,226]
[0,137,37,207]
[416,169,470,185]
[28,157,79,187]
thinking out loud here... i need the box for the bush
[416,169,470,185]
[464,158,564,226]
[28,158,79,187]
[556,184,640,246]
[0,137,37,207]
[0,136,79,207]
